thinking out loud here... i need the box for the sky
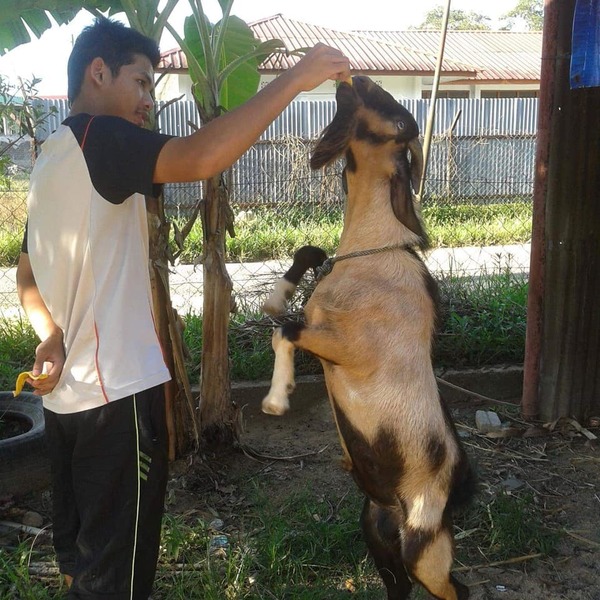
[0,0,520,97]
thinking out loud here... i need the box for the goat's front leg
[262,328,296,415]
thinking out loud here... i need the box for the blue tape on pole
[571,0,600,88]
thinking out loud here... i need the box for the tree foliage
[0,75,57,183]
[0,0,118,54]
[167,1,283,120]
[414,6,491,30]
[501,0,544,31]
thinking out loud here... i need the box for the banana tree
[166,0,285,446]
[0,0,180,53]
[0,1,111,54]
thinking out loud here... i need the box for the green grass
[0,317,39,392]
[0,230,23,266]
[174,206,343,265]
[171,202,532,266]
[435,272,528,368]
[0,272,527,391]
[454,490,560,565]
[0,483,560,599]
[176,272,528,385]
[0,200,531,267]
[422,201,533,248]
[0,185,27,266]
[483,492,560,559]
[0,540,55,599]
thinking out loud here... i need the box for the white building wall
[155,73,194,102]
[156,73,538,103]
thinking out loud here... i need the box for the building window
[480,90,539,98]
[421,90,469,99]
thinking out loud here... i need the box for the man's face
[100,53,155,127]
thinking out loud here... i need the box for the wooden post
[521,0,556,420]
[525,0,600,423]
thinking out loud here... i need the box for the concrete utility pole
[522,0,600,423]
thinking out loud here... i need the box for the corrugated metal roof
[158,14,541,82]
[363,30,541,81]
[249,15,474,75]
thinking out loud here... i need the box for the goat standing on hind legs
[261,76,474,600]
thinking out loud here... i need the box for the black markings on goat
[356,118,395,145]
[333,400,405,506]
[280,321,305,343]
[261,76,474,600]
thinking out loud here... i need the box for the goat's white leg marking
[262,278,297,316]
[262,328,296,415]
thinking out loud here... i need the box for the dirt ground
[3,382,599,599]
[180,386,600,600]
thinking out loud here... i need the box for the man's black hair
[67,17,161,104]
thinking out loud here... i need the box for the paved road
[0,243,531,318]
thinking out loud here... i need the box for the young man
[16,17,350,599]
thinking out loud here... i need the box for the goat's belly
[324,366,445,436]
[324,370,461,507]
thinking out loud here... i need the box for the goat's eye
[396,120,405,131]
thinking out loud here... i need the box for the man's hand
[291,43,351,92]
[28,332,65,395]
[17,252,65,396]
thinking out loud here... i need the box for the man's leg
[43,409,80,582]
[64,386,168,599]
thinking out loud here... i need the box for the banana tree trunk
[146,195,199,458]
[199,174,239,446]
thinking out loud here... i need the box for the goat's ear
[310,83,358,170]
[390,156,426,243]
[408,138,424,196]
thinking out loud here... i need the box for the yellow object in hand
[13,371,48,397]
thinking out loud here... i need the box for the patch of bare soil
[3,387,599,600]
[173,390,600,600]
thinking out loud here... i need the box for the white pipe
[417,0,452,201]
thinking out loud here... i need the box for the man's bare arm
[154,44,350,183]
[16,252,65,394]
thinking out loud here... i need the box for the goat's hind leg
[262,328,296,415]
[402,520,469,600]
[361,498,413,600]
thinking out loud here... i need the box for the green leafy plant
[436,271,528,367]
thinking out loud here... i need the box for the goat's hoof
[262,394,290,416]
[262,298,286,316]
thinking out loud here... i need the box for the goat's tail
[262,246,328,316]
[448,451,477,511]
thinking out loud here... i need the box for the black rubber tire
[0,391,50,496]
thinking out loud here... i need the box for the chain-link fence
[0,134,34,319]
[0,98,534,369]
[162,136,534,317]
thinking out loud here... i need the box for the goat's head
[310,76,424,241]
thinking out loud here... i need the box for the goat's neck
[337,176,421,254]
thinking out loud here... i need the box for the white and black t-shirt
[24,114,174,414]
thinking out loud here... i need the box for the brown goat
[261,76,474,600]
